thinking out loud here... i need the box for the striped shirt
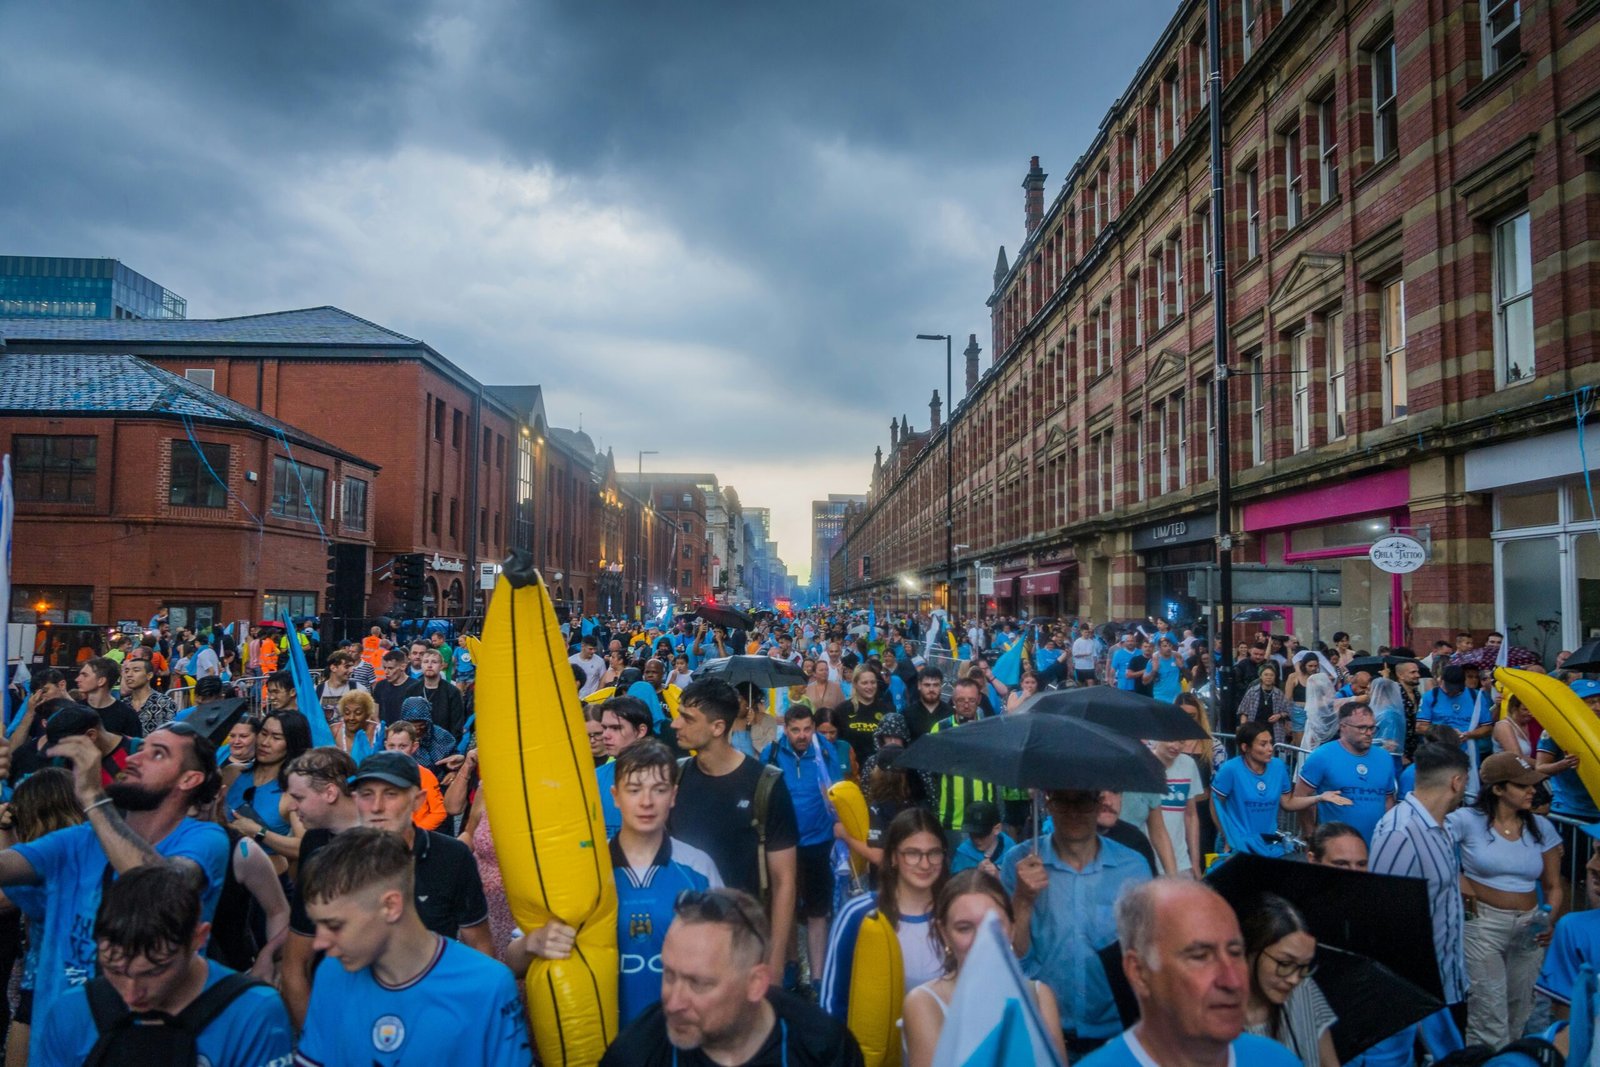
[1370,793,1469,1003]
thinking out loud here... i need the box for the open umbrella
[1561,638,1600,673]
[690,603,755,630]
[1020,688,1209,741]
[1346,655,1432,678]
[1233,607,1286,623]
[694,655,808,690]
[1204,853,1442,999]
[1453,644,1542,671]
[896,713,1167,795]
[176,696,251,745]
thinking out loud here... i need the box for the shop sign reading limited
[1368,534,1428,574]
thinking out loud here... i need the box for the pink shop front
[1234,469,1412,653]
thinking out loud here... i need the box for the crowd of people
[2,605,1598,1065]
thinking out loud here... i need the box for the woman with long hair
[1005,671,1039,713]
[1447,752,1564,1047]
[821,808,951,1021]
[902,869,1064,1067]
[1242,894,1338,1067]
[806,657,845,711]
[0,769,84,1067]
[1238,662,1294,744]
[833,665,894,767]
[331,690,380,762]
[224,709,312,859]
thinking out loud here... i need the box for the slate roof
[0,306,421,347]
[0,352,378,468]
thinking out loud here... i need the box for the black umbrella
[694,655,808,690]
[896,713,1167,794]
[1233,607,1286,622]
[1346,655,1432,679]
[1558,638,1600,672]
[690,603,755,630]
[1095,941,1442,1062]
[1021,688,1209,741]
[179,697,252,746]
[1204,854,1443,1000]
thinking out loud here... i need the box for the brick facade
[837,0,1600,658]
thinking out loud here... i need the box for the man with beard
[0,722,229,1028]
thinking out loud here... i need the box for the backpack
[82,971,263,1067]
[676,756,785,903]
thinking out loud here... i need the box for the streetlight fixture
[916,333,954,617]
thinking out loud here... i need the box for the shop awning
[991,577,1016,598]
[1020,570,1061,596]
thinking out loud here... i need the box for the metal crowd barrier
[1546,811,1596,912]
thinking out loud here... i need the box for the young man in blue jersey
[1292,701,1396,844]
[758,702,838,989]
[1210,722,1348,858]
[510,739,721,1027]
[296,827,532,1067]
[32,863,292,1066]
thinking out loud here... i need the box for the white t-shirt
[569,652,605,697]
[1072,637,1098,671]
[896,912,944,990]
[1159,753,1205,873]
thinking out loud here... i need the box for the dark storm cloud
[0,0,1178,573]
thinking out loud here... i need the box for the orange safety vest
[361,635,384,674]
[257,639,280,673]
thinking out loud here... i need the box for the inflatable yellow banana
[850,911,905,1067]
[471,555,619,1066]
[828,780,872,877]
[1495,667,1600,806]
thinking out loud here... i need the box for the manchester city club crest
[1255,780,1267,792]
[1356,763,1368,776]
[629,911,654,939]
[372,1014,406,1052]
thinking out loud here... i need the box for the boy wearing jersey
[296,827,532,1067]
[33,864,291,1067]
[510,739,721,1027]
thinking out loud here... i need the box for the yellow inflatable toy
[849,910,905,1067]
[470,556,618,1066]
[1495,666,1600,805]
[827,779,872,878]
[582,683,681,719]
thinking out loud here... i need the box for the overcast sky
[2,0,1179,583]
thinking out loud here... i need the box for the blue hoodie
[761,733,835,847]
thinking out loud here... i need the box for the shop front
[1135,513,1217,628]
[1468,430,1600,668]
[1019,548,1077,620]
[1237,469,1411,653]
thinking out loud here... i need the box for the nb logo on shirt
[736,799,750,810]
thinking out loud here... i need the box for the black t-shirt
[669,755,799,899]
[290,827,489,938]
[91,698,143,738]
[833,700,889,766]
[372,677,425,725]
[1101,819,1159,877]
[903,700,949,742]
[1126,654,1153,697]
[599,988,864,1067]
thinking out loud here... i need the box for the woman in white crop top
[1445,751,1565,1049]
[901,868,1065,1067]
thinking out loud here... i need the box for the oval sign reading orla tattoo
[1368,534,1428,574]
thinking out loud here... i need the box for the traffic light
[392,553,426,615]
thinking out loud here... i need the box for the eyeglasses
[1261,950,1317,980]
[674,889,768,952]
[896,847,946,866]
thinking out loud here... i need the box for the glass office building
[0,257,186,319]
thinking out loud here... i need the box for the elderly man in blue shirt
[1001,788,1151,1059]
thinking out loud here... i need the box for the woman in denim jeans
[1446,751,1565,1048]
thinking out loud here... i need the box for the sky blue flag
[281,609,336,747]
[931,912,1064,1067]
[868,599,877,642]
[0,455,15,733]
[627,680,667,729]
[581,616,596,637]
[992,634,1026,687]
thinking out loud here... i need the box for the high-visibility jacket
[257,639,280,673]
[928,714,995,834]
[361,635,385,675]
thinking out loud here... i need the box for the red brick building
[837,0,1600,663]
[1,352,376,631]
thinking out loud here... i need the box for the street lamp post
[916,333,954,617]
[1206,0,1237,719]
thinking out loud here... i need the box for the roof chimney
[890,416,899,448]
[964,334,981,393]
[930,389,942,433]
[1023,156,1047,236]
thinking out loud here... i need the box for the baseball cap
[1571,679,1600,700]
[349,751,422,790]
[1478,751,1548,787]
[961,800,1002,834]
